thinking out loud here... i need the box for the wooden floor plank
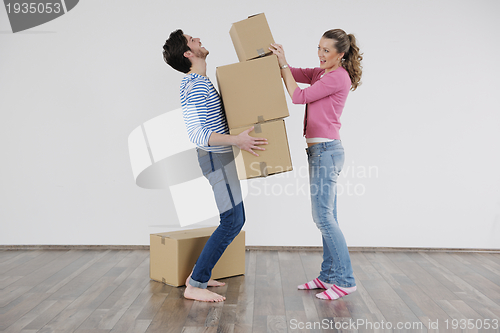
[252,251,286,332]
[384,252,459,301]
[253,251,286,315]
[181,327,218,333]
[183,301,221,328]
[1,249,500,332]
[33,250,135,332]
[472,252,500,277]
[353,252,422,326]
[13,251,120,332]
[482,252,500,267]
[0,251,45,276]
[298,251,323,282]
[0,250,90,316]
[446,299,483,320]
[0,250,76,308]
[364,252,426,318]
[418,252,500,320]
[233,251,255,333]
[108,280,167,333]
[0,250,30,264]
[38,251,112,295]
[375,252,456,328]
[145,287,194,333]
[1,250,66,280]
[14,250,86,290]
[454,252,500,288]
[1,298,59,333]
[447,252,500,303]
[77,251,151,330]
[278,251,318,332]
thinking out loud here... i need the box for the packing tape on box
[258,115,264,123]
[161,237,165,245]
[254,123,262,133]
[260,162,268,177]
[257,48,265,57]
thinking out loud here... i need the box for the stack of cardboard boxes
[216,13,293,180]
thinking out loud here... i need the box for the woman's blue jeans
[306,140,356,288]
[189,148,245,289]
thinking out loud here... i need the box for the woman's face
[318,37,343,72]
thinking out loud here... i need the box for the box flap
[151,226,217,240]
[247,13,264,19]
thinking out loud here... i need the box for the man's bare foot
[207,279,225,287]
[185,272,225,287]
[184,284,226,302]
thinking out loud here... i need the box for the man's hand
[235,126,268,157]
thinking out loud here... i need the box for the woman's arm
[289,66,315,84]
[269,43,298,99]
[291,77,341,104]
[270,43,341,104]
[281,67,299,100]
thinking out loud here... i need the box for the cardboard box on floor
[150,227,245,287]
[230,119,293,180]
[216,55,289,129]
[230,13,275,62]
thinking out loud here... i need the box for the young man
[162,30,268,302]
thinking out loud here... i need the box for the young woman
[270,29,362,300]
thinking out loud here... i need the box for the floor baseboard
[246,246,500,253]
[1,245,499,253]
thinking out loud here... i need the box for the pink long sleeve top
[290,65,351,140]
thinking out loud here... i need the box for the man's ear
[183,50,193,59]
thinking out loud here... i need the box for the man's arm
[184,80,267,156]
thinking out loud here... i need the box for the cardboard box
[230,119,293,180]
[150,227,245,287]
[230,13,275,62]
[216,55,289,129]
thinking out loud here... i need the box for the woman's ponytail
[322,29,363,91]
[343,34,363,91]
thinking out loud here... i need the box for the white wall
[1,0,499,248]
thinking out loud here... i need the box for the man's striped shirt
[179,73,232,153]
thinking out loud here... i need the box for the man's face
[184,34,209,59]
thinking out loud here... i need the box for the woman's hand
[269,43,288,67]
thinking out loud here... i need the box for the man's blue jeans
[189,148,245,289]
[306,140,356,288]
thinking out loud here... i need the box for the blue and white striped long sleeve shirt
[180,73,232,153]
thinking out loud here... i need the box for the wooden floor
[1,250,500,333]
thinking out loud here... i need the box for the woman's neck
[325,63,340,74]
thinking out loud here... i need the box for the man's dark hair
[163,29,191,73]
